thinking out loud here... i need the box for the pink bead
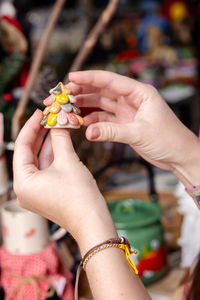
[67,113,79,126]
[57,110,68,125]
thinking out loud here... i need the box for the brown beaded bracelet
[74,237,138,300]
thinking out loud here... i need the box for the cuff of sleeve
[185,185,200,209]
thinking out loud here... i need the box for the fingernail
[90,127,101,140]
[68,72,76,79]
[69,71,81,81]
[34,109,40,115]
[33,109,42,118]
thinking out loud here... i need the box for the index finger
[43,82,100,106]
[43,82,99,106]
[69,70,143,99]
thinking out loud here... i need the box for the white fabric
[175,182,200,267]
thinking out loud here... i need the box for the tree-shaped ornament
[41,82,84,129]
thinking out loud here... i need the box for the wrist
[74,204,118,256]
[171,136,200,188]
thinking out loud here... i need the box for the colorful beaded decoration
[185,185,200,208]
[74,237,138,300]
[41,82,84,129]
[82,240,138,275]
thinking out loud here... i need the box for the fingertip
[31,109,43,123]
[43,94,56,106]
[68,71,78,80]
[68,72,76,82]
[68,71,84,83]
[19,109,43,132]
[16,109,43,144]
[34,108,43,116]
[83,116,91,126]
[86,126,101,141]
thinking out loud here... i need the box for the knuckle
[145,84,158,97]
[102,124,117,141]
[145,83,156,93]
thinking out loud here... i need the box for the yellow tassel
[119,244,138,275]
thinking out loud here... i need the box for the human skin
[68,71,200,189]
[13,111,151,300]
[14,71,200,299]
[44,70,200,188]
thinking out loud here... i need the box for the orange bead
[43,106,51,116]
[61,84,71,95]
[76,115,84,126]
[49,101,61,113]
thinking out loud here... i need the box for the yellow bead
[56,93,69,104]
[49,101,61,113]
[47,113,57,126]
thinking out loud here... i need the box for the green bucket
[94,157,168,285]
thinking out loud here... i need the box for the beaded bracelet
[74,237,138,300]
[185,185,200,209]
[82,242,138,272]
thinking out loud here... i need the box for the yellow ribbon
[119,244,138,275]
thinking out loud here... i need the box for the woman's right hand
[46,70,200,187]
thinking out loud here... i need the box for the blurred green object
[108,198,168,285]
[0,51,25,94]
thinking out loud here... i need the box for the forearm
[170,132,200,208]
[76,201,151,300]
[171,134,200,188]
[84,247,150,300]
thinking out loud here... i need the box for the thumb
[86,122,135,144]
[50,129,76,160]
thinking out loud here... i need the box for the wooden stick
[63,0,119,83]
[12,0,66,140]
[0,113,3,145]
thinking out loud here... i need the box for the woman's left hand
[13,110,116,252]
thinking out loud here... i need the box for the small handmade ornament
[41,82,84,129]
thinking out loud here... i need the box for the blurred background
[0,0,200,299]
